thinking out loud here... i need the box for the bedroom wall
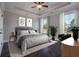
[4,11,17,42]
[49,13,60,40]
[3,11,39,42]
[76,9,79,26]
[0,2,5,11]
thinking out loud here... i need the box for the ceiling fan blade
[42,5,48,7]
[39,2,44,4]
[34,2,44,4]
[31,5,36,8]
[34,2,38,4]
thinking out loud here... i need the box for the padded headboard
[15,27,33,36]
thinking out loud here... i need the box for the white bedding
[16,34,51,49]
[25,34,50,49]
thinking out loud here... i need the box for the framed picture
[19,17,25,26]
[27,18,32,27]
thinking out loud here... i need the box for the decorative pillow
[20,30,29,35]
[29,30,38,34]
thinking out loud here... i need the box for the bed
[8,27,58,57]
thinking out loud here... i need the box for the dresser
[61,37,79,57]
[0,8,3,56]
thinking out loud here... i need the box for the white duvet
[25,34,51,49]
[16,34,52,55]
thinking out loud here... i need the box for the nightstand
[9,32,16,42]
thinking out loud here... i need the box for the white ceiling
[4,2,79,17]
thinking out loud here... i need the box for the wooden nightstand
[9,32,16,42]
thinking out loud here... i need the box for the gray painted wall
[4,11,18,42]
[49,14,60,39]
[76,9,79,26]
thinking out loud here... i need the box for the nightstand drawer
[0,44,3,55]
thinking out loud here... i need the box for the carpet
[1,42,10,57]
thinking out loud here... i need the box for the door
[0,8,3,56]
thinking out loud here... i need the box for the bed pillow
[20,30,29,35]
[29,30,38,34]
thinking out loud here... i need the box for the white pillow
[20,30,29,35]
[29,30,38,34]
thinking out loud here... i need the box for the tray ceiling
[4,2,79,17]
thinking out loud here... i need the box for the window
[64,11,76,33]
[27,18,32,27]
[40,17,48,33]
[19,17,25,26]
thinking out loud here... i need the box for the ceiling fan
[31,2,48,9]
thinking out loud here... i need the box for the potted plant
[70,26,79,41]
[49,26,57,40]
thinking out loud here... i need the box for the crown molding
[4,2,79,18]
[40,2,71,16]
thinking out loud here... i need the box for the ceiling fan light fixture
[32,2,48,10]
[37,5,42,9]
